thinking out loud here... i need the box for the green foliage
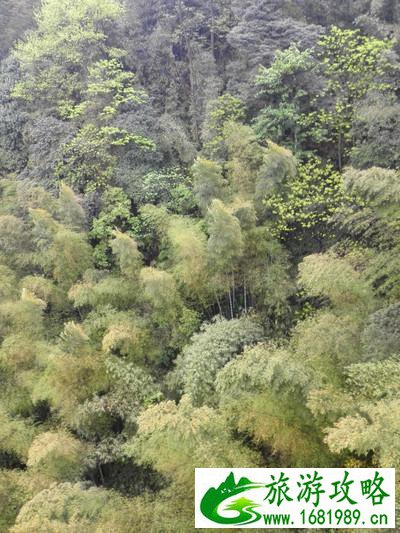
[0,0,37,59]
[316,26,392,167]
[13,0,154,192]
[298,253,374,309]
[1,335,49,372]
[255,45,323,154]
[256,45,316,97]
[166,216,209,302]
[55,124,154,192]
[59,322,90,356]
[203,94,246,158]
[325,399,400,467]
[292,310,364,371]
[1,2,400,530]
[133,167,196,214]
[90,187,135,268]
[0,215,29,270]
[173,317,263,406]
[255,27,395,167]
[102,357,161,423]
[0,264,18,302]
[0,178,58,220]
[12,482,117,532]
[255,141,298,206]
[36,347,107,428]
[264,158,346,252]
[140,267,181,330]
[111,231,142,279]
[365,247,400,301]
[318,26,391,102]
[0,293,45,340]
[57,184,86,232]
[101,318,152,364]
[49,230,93,290]
[0,470,28,532]
[126,396,259,489]
[27,431,88,482]
[224,122,265,198]
[132,204,170,262]
[216,342,334,466]
[351,93,400,169]
[344,166,400,210]
[0,408,35,464]
[85,58,147,120]
[69,274,138,311]
[207,199,244,274]
[361,303,400,360]
[13,0,123,106]
[192,158,225,212]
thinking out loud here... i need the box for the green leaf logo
[200,472,266,525]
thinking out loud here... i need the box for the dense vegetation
[0,0,399,531]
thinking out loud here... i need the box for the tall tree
[13,0,154,192]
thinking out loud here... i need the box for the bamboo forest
[0,0,399,531]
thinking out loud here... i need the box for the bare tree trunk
[215,292,223,317]
[232,272,235,314]
[228,289,233,319]
[98,463,105,485]
[248,287,252,310]
[244,277,247,314]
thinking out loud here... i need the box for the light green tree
[111,231,142,280]
[125,395,259,489]
[202,93,246,159]
[192,158,226,211]
[13,0,154,191]
[264,158,346,253]
[27,431,88,483]
[316,27,392,168]
[207,199,244,314]
[173,317,263,406]
[255,44,323,154]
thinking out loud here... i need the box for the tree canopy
[0,0,400,530]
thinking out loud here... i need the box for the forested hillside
[0,0,399,531]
